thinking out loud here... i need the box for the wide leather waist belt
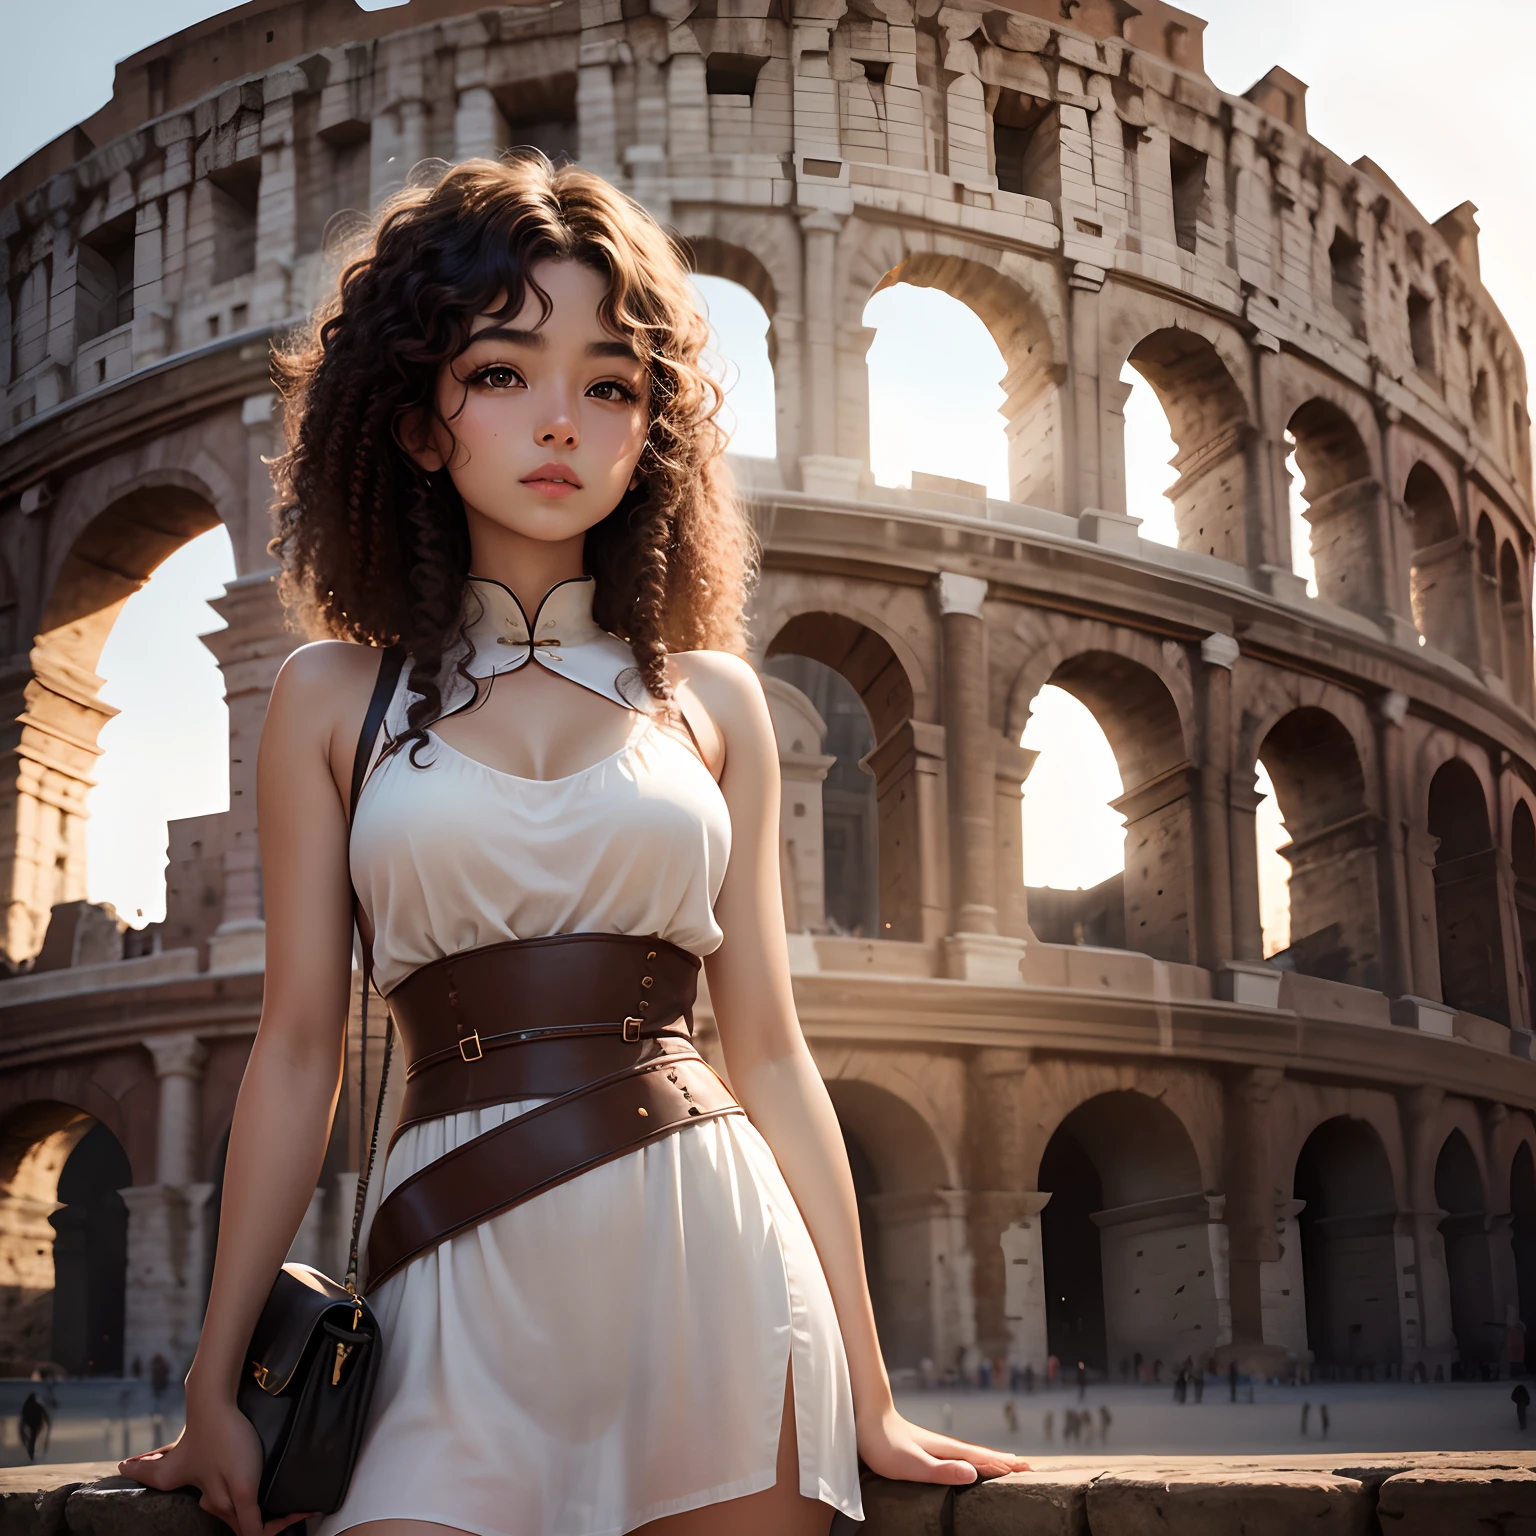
[363,933,742,1290]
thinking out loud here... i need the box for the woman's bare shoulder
[667,650,771,767]
[267,639,391,746]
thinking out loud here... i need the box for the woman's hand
[118,1394,316,1536]
[856,1400,1031,1484]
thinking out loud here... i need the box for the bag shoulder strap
[344,644,405,1298]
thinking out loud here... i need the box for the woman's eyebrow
[462,328,637,363]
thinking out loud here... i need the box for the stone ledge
[5,1456,1534,1534]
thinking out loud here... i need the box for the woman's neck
[465,519,588,622]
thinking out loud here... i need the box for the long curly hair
[268,153,753,759]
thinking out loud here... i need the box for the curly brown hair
[268,153,754,759]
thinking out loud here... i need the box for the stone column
[1222,1067,1290,1373]
[994,739,1038,941]
[862,720,949,943]
[200,568,300,971]
[454,85,506,161]
[796,210,863,497]
[1399,1086,1457,1377]
[1374,690,1416,999]
[252,79,298,326]
[123,1034,214,1374]
[1228,768,1266,963]
[940,574,1026,982]
[964,1049,1032,1372]
[1197,634,1238,969]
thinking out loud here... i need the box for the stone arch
[1286,397,1384,618]
[1435,1127,1501,1374]
[0,1101,131,1375]
[1428,757,1510,1024]
[1255,707,1381,988]
[1499,540,1530,704]
[762,604,929,940]
[1038,648,1197,964]
[13,480,225,961]
[1292,1116,1402,1378]
[826,1074,955,1371]
[844,223,1067,507]
[1035,1089,1220,1377]
[1475,516,1502,676]
[1120,324,1254,566]
[1513,798,1536,1028]
[1404,461,1477,666]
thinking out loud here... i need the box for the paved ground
[895,1380,1536,1457]
[0,1377,1530,1466]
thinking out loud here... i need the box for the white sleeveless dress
[318,575,864,1536]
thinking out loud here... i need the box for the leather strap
[365,1047,741,1290]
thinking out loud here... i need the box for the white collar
[449,574,654,712]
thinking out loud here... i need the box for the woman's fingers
[266,1512,322,1535]
[118,1448,177,1487]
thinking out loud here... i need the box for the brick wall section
[2,1456,1535,1533]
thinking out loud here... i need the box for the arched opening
[760,656,877,937]
[1255,709,1380,987]
[1120,364,1179,548]
[1405,463,1476,664]
[1037,652,1194,964]
[826,1080,954,1372]
[0,1103,131,1375]
[87,525,236,928]
[863,283,1009,499]
[1511,1143,1536,1373]
[1124,329,1252,565]
[1428,760,1509,1023]
[690,274,776,461]
[1038,1092,1215,1378]
[1500,541,1529,705]
[765,613,920,938]
[1018,685,1125,944]
[1293,1117,1401,1380]
[1435,1130,1500,1376]
[1514,802,1536,1030]
[1286,400,1379,614]
[21,488,234,960]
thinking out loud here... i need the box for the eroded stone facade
[0,0,1533,1387]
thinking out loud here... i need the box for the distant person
[1077,1360,1088,1402]
[1193,1368,1204,1404]
[1173,1367,1187,1405]
[1229,1359,1240,1403]
[1320,1403,1331,1440]
[18,1392,49,1461]
[1098,1404,1112,1444]
[1043,1410,1055,1443]
[1513,1382,1531,1431]
[1301,1401,1312,1437]
[1133,1350,1144,1383]
[1003,1398,1019,1435]
[1023,1363,1035,1395]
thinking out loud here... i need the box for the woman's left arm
[677,652,1028,1485]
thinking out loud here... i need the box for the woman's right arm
[120,640,376,1536]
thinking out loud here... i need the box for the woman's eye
[588,380,638,404]
[473,365,522,389]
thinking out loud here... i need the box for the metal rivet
[647,951,657,961]
[642,976,654,988]
[637,1107,649,1117]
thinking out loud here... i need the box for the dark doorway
[1039,1127,1107,1373]
[1436,1130,1499,1376]
[50,1121,131,1375]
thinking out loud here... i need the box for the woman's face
[416,258,651,543]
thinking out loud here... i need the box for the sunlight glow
[1019,685,1125,890]
[1120,364,1179,547]
[864,284,1009,499]
[1254,760,1291,957]
[85,527,237,927]
[691,275,776,461]
[1285,433,1319,597]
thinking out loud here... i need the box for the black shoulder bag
[235,644,406,1520]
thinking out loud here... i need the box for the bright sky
[4,2,1531,948]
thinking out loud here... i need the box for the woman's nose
[537,404,579,449]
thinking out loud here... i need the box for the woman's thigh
[346,1370,835,1536]
[634,1369,834,1536]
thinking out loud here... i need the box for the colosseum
[0,0,1531,1398]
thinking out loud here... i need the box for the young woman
[122,155,1026,1536]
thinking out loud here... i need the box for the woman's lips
[521,464,582,498]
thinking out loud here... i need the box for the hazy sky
[4,2,1529,944]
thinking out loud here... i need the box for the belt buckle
[622,1016,642,1044]
[458,1031,483,1062]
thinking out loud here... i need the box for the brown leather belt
[363,932,742,1290]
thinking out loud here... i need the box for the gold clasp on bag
[622,1016,642,1043]
[332,1341,353,1386]
[458,1031,483,1062]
